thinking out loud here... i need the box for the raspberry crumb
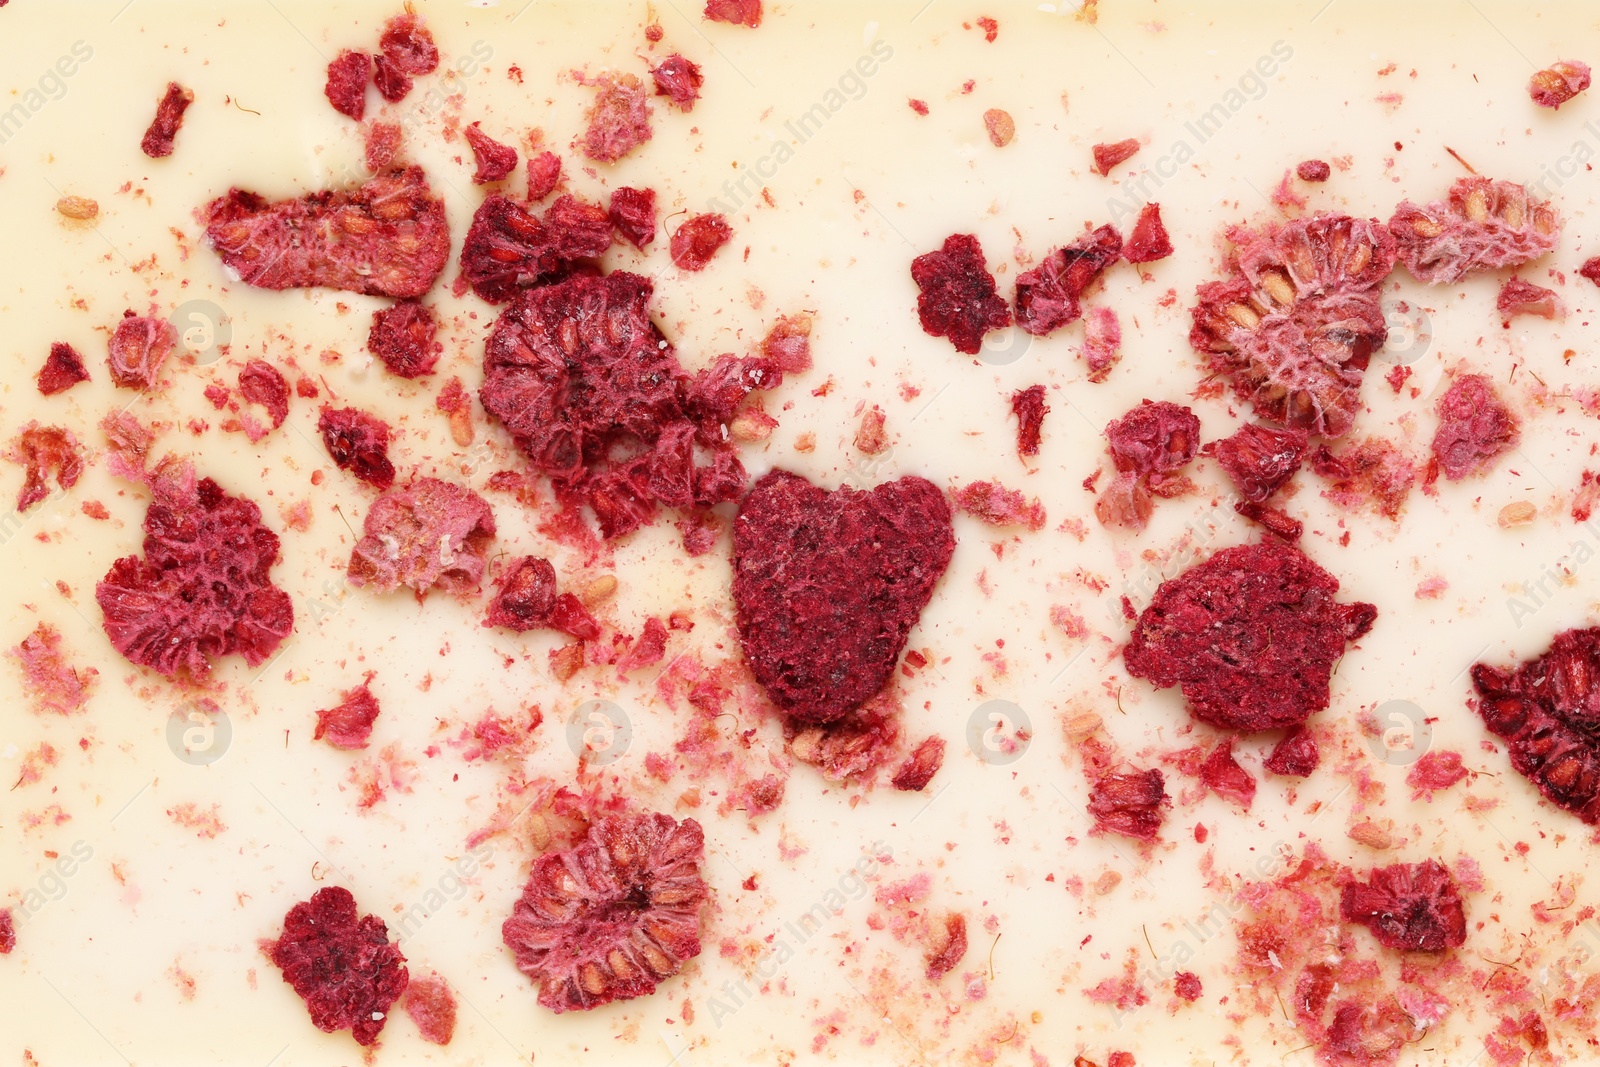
[526,150,562,200]
[911,233,1012,354]
[1087,768,1169,841]
[11,623,96,716]
[0,909,14,954]
[318,407,395,490]
[315,676,381,750]
[1496,276,1565,321]
[1081,305,1122,382]
[140,82,193,158]
[463,123,518,183]
[1339,860,1466,951]
[1015,224,1121,337]
[1389,178,1559,284]
[926,913,968,979]
[954,480,1046,530]
[577,71,653,163]
[10,423,84,512]
[1407,750,1468,800]
[891,736,946,792]
[1092,138,1141,176]
[908,98,929,116]
[368,300,442,379]
[1529,59,1591,108]
[37,342,90,396]
[1174,971,1202,1002]
[983,108,1015,147]
[854,405,889,455]
[671,213,732,271]
[346,478,495,598]
[1123,203,1172,264]
[107,310,177,390]
[1010,384,1049,457]
[609,186,658,249]
[704,0,761,27]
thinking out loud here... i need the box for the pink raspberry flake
[314,676,381,750]
[577,71,653,164]
[483,556,557,632]
[107,310,177,390]
[1263,725,1320,777]
[1010,384,1048,457]
[891,735,946,792]
[651,54,703,110]
[373,54,413,102]
[953,480,1046,530]
[704,0,761,27]
[1174,971,1202,1001]
[11,622,96,716]
[1407,750,1469,800]
[324,49,371,120]
[1015,224,1122,336]
[403,971,456,1045]
[1430,373,1518,481]
[670,213,732,271]
[1081,305,1123,383]
[925,913,968,980]
[364,121,401,171]
[269,886,408,1046]
[1211,422,1307,503]
[37,341,90,396]
[378,12,439,75]
[1092,138,1141,176]
[911,233,1012,355]
[9,423,84,512]
[1390,177,1559,284]
[1123,202,1173,264]
[1296,159,1332,182]
[1496,276,1565,321]
[236,359,290,442]
[346,477,496,597]
[463,123,518,183]
[1199,739,1256,809]
[0,909,14,954]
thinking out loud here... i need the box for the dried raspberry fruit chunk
[652,54,702,110]
[1339,860,1466,951]
[1199,739,1256,808]
[1581,256,1600,286]
[1081,305,1122,383]
[38,341,90,396]
[9,423,84,512]
[140,81,193,158]
[502,812,706,1013]
[1015,224,1122,337]
[0,909,13,954]
[1092,138,1140,176]
[368,300,441,378]
[1263,726,1320,777]
[704,0,761,26]
[205,167,449,299]
[1296,159,1332,182]
[364,121,401,171]
[1529,59,1591,108]
[1496,277,1565,321]
[464,123,518,183]
[108,311,177,390]
[732,469,955,724]
[1011,384,1048,457]
[314,677,380,750]
[787,702,902,782]
[670,213,732,271]
[373,54,413,102]
[892,735,946,792]
[953,480,1045,530]
[1407,750,1468,800]
[912,233,1012,354]
[319,407,395,490]
[925,913,968,980]
[236,360,290,443]
[269,886,408,1046]
[457,194,612,303]
[577,72,653,164]
[526,151,562,200]
[483,556,557,632]
[1212,423,1307,503]
[347,477,495,597]
[1087,768,1169,841]
[325,49,371,119]
[1390,178,1559,284]
[1431,373,1518,481]
[1123,203,1172,264]
[1095,400,1198,531]
[379,12,439,75]
[1124,540,1377,732]
[609,186,657,248]
[96,468,293,679]
[403,971,456,1045]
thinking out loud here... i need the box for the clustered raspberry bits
[268,886,409,1046]
[1094,399,1199,531]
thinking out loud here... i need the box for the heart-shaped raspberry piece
[732,469,955,724]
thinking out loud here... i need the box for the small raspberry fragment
[0,909,13,954]
[1580,256,1600,286]
[1081,305,1122,383]
[1315,437,1416,519]
[891,735,946,792]
[1124,540,1377,732]
[608,186,657,248]
[318,407,395,490]
[463,123,518,183]
[1092,138,1141,175]
[205,167,450,298]
[1096,400,1198,531]
[1296,159,1332,182]
[954,480,1046,530]
[1173,972,1201,1001]
[912,233,1012,354]
[1015,224,1122,336]
[324,49,371,119]
[652,54,703,110]
[1431,373,1518,481]
[925,913,968,980]
[373,55,413,102]
[762,313,813,373]
[1087,768,1169,841]
[315,677,381,750]
[732,470,955,724]
[577,71,653,164]
[1264,727,1320,776]
[11,623,96,716]
[379,12,439,75]
[458,193,612,303]
[1407,751,1468,800]
[368,299,442,378]
[1199,739,1256,809]
[403,971,456,1045]
[1212,423,1307,503]
[38,342,90,396]
[237,360,290,442]
[364,121,401,171]
[1496,277,1565,321]
[502,812,707,1013]
[483,556,557,631]
[549,593,601,641]
[983,107,1015,147]
[347,477,496,597]
[526,150,562,200]
[704,0,761,26]
[908,98,929,116]
[1389,177,1559,284]
[1010,384,1049,457]
[670,213,732,271]
[10,423,84,512]
[269,886,408,1046]
[107,310,177,390]
[1339,860,1466,951]
[787,703,903,782]
[1529,59,1591,108]
[1123,203,1173,264]
[140,81,194,158]
[854,405,888,455]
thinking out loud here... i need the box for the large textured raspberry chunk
[458,194,612,303]
[1431,373,1518,481]
[1190,214,1396,438]
[577,72,652,164]
[108,311,177,390]
[38,341,90,395]
[1124,540,1376,731]
[732,470,955,724]
[96,467,293,679]
[318,407,395,490]
[652,55,702,110]
[204,167,449,299]
[911,233,1012,354]
[347,477,495,597]
[140,81,193,158]
[269,886,408,1046]
[1212,423,1307,503]
[1087,768,1168,841]
[325,50,370,119]
[1389,178,1559,284]
[368,300,441,378]
[502,812,706,1013]
[9,423,84,512]
[1015,224,1122,336]
[1339,860,1466,952]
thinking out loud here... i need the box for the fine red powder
[911,233,1012,354]
[318,407,396,490]
[346,477,496,597]
[38,342,90,396]
[269,886,408,1046]
[140,81,193,158]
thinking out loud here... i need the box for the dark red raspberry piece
[0,908,13,954]
[464,123,518,183]
[379,12,439,75]
[652,54,702,110]
[577,72,653,163]
[549,594,600,641]
[269,886,408,1046]
[912,233,1012,354]
[1212,422,1307,503]
[609,186,657,248]
[1010,384,1048,457]
[1296,159,1332,182]
[526,151,562,200]
[139,81,193,158]
[484,556,558,632]
[1087,768,1169,841]
[1263,726,1320,777]
[365,121,401,171]
[347,477,495,597]
[38,342,90,396]
[373,55,413,102]
[9,423,84,512]
[1581,256,1600,286]
[324,49,371,119]
[670,213,732,271]
[1235,501,1302,541]
[1123,203,1172,264]
[502,812,706,1013]
[1190,214,1396,438]
[732,470,955,724]
[403,972,456,1045]
[1124,540,1377,732]
[1198,739,1256,808]
[458,194,612,303]
[1431,373,1518,481]
[891,735,946,791]
[1530,59,1591,108]
[704,0,761,26]
[107,310,176,390]
[318,407,395,490]
[1092,138,1140,175]
[1497,277,1565,320]
[1339,860,1466,951]
[925,913,968,980]
[314,677,380,750]
[204,167,450,299]
[1389,178,1559,284]
[368,300,441,378]
[96,468,293,679]
[1015,224,1122,337]
[1174,971,1202,1001]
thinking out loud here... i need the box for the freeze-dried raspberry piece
[1190,214,1396,438]
[577,72,653,164]
[652,54,702,110]
[484,556,557,631]
[549,593,600,641]
[1339,860,1466,952]
[464,123,518,183]
[762,313,813,373]
[373,54,412,102]
[325,49,370,119]
[0,909,13,954]
[269,886,408,1046]
[1011,384,1048,457]
[205,167,449,299]
[1407,751,1468,800]
[786,701,902,781]
[1581,256,1600,286]
[526,151,562,200]
[671,213,732,272]
[1124,540,1377,732]
[1212,423,1307,503]
[314,677,381,750]
[502,812,706,1013]
[12,623,96,716]
[379,12,439,75]
[1092,138,1140,175]
[1081,305,1122,383]
[96,468,293,679]
[1496,277,1565,320]
[140,81,193,158]
[318,407,395,490]
[368,300,441,378]
[609,186,656,248]
[704,0,761,26]
[954,480,1045,530]
[1529,59,1591,108]
[347,477,495,597]
[1296,159,1332,182]
[108,310,177,390]
[891,735,946,791]
[457,194,612,303]
[1199,739,1256,808]
[9,423,84,512]
[1263,726,1320,777]
[1123,203,1172,264]
[1174,971,1202,1001]
[1316,437,1416,519]
[1390,178,1559,284]
[732,469,955,724]
[1087,768,1168,841]
[403,972,456,1045]
[1106,400,1199,479]
[37,341,90,396]
[1431,373,1517,481]
[926,913,968,980]
[1015,224,1122,336]
[912,233,1012,354]
[237,360,290,442]
[365,121,401,171]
